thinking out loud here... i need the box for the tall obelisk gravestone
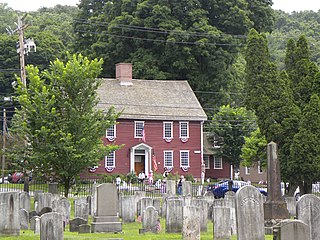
[264,141,289,220]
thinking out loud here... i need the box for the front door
[135,149,145,174]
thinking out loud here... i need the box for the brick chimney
[116,63,132,86]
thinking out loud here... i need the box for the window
[106,124,116,139]
[105,151,115,168]
[180,150,189,167]
[135,121,144,138]
[204,155,210,169]
[258,161,263,174]
[213,156,222,169]
[245,166,250,175]
[179,122,189,138]
[163,122,173,139]
[164,151,173,168]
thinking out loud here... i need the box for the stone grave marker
[75,202,89,221]
[235,185,265,240]
[297,194,320,240]
[214,207,231,240]
[34,217,40,234]
[19,192,30,212]
[39,207,52,216]
[78,224,91,233]
[30,216,40,231]
[142,206,159,233]
[121,195,136,223]
[53,197,71,224]
[36,193,52,213]
[91,183,122,233]
[182,205,200,240]
[190,198,208,232]
[19,208,29,230]
[284,196,296,217]
[273,219,310,240]
[182,181,192,196]
[29,210,38,221]
[138,197,153,218]
[166,180,176,196]
[166,198,183,233]
[40,212,63,240]
[0,192,20,236]
[69,217,87,232]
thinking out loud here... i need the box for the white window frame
[203,155,210,169]
[105,151,115,168]
[179,122,189,138]
[164,150,173,168]
[163,122,173,139]
[258,161,263,174]
[245,166,250,175]
[180,150,190,168]
[213,156,222,169]
[135,121,144,138]
[106,124,116,139]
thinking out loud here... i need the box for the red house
[89,63,207,178]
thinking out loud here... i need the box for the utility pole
[1,109,6,184]
[17,14,29,87]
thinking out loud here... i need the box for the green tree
[209,105,257,168]
[9,54,120,197]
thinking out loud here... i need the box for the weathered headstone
[19,192,30,212]
[91,183,122,233]
[34,217,40,234]
[142,206,159,233]
[53,197,71,224]
[166,198,183,233]
[273,219,310,240]
[214,207,231,240]
[29,210,38,221]
[40,212,64,240]
[19,208,29,230]
[190,198,208,232]
[36,193,52,213]
[235,185,265,240]
[264,142,289,220]
[121,195,136,223]
[182,205,200,240]
[39,207,52,216]
[182,181,192,196]
[284,196,296,217]
[69,217,87,232]
[30,216,40,231]
[297,194,320,240]
[75,202,89,221]
[78,224,91,233]
[204,195,215,220]
[139,197,153,217]
[0,192,20,236]
[48,182,59,194]
[166,180,176,196]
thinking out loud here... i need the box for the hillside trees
[245,29,320,194]
[8,54,120,197]
[74,0,275,109]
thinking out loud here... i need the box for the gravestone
[30,216,40,231]
[19,208,29,230]
[224,193,237,235]
[284,196,296,217]
[264,142,289,220]
[40,212,64,240]
[190,198,208,232]
[91,184,97,216]
[75,202,89,221]
[19,192,30,212]
[34,190,43,202]
[182,181,192,196]
[48,182,58,194]
[36,193,52,213]
[235,185,265,240]
[70,217,87,232]
[34,217,40,234]
[29,210,38,220]
[121,195,136,223]
[138,197,153,217]
[166,198,183,233]
[91,183,122,233]
[166,180,176,196]
[297,194,320,240]
[53,198,71,224]
[214,207,231,240]
[273,219,310,240]
[0,192,20,236]
[39,207,52,216]
[182,205,200,240]
[78,224,91,233]
[142,206,159,233]
[204,195,215,220]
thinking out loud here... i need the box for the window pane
[214,156,222,169]
[180,122,188,138]
[105,152,115,167]
[135,122,144,138]
[180,151,189,167]
[204,155,210,169]
[164,122,172,138]
[106,125,115,137]
[164,151,173,167]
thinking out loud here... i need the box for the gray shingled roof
[96,79,207,121]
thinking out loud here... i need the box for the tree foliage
[8,54,120,197]
[209,105,257,168]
